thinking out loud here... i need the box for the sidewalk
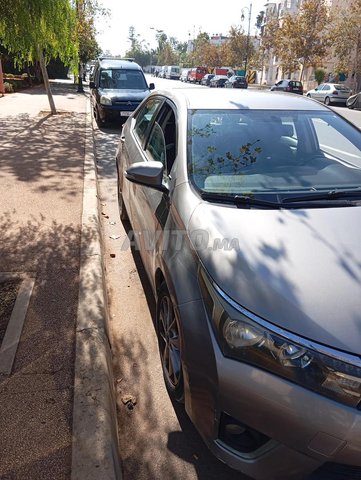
[0,81,120,479]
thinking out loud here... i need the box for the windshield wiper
[200,192,283,208]
[200,191,358,209]
[285,189,361,203]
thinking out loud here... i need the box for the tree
[0,0,77,113]
[75,0,104,93]
[126,26,158,66]
[331,0,361,92]
[76,0,103,64]
[314,68,326,85]
[222,26,250,70]
[187,32,211,67]
[274,0,331,80]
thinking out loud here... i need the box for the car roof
[97,58,142,70]
[153,88,327,111]
[280,79,303,83]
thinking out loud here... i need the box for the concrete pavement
[0,81,120,479]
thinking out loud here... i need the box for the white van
[165,65,180,80]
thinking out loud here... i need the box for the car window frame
[133,96,165,148]
[146,122,167,165]
[143,99,178,181]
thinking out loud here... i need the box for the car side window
[145,103,177,183]
[323,85,330,91]
[311,117,361,161]
[134,97,163,145]
[146,122,166,164]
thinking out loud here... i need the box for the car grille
[309,463,361,480]
[113,101,140,111]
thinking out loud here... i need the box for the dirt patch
[0,279,21,344]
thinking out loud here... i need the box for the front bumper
[98,103,138,122]
[179,300,361,480]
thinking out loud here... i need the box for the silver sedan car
[306,82,351,105]
[116,89,361,480]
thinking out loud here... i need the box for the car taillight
[332,90,338,95]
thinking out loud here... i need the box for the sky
[96,0,267,56]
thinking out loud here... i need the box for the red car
[188,66,208,84]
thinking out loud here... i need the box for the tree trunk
[37,46,56,115]
[0,58,4,96]
[299,62,305,82]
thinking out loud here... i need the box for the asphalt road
[93,78,361,480]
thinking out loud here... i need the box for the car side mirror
[89,81,96,89]
[125,161,168,193]
[149,83,155,90]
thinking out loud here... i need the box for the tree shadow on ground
[0,209,103,479]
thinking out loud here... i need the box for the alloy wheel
[158,293,182,390]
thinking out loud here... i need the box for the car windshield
[188,109,361,201]
[99,69,147,90]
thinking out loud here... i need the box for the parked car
[209,75,229,88]
[270,79,303,95]
[179,68,189,82]
[116,88,361,480]
[347,91,361,109]
[306,83,352,106]
[224,75,248,89]
[200,73,215,86]
[89,57,154,126]
[165,65,180,80]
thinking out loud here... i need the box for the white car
[306,83,351,105]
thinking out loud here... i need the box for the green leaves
[0,0,77,66]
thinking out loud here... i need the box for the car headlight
[199,268,361,409]
[100,95,112,106]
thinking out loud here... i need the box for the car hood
[98,88,150,101]
[188,203,361,354]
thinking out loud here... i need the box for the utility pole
[241,3,252,78]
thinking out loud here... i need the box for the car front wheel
[94,105,105,127]
[157,282,184,402]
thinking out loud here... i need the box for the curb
[71,100,122,480]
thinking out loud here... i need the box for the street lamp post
[241,3,252,78]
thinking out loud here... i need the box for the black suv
[270,79,303,95]
[89,58,155,126]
